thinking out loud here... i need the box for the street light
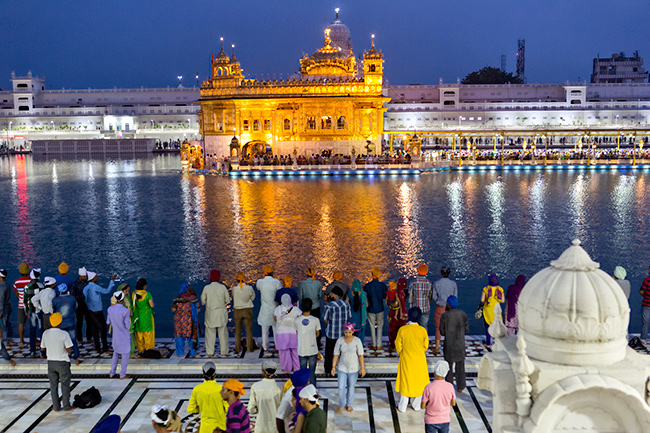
[177,75,183,87]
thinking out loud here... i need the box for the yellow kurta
[482,285,504,325]
[188,380,229,433]
[395,322,430,398]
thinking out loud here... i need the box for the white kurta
[201,282,230,328]
[256,276,281,326]
[248,378,282,433]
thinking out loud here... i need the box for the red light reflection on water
[14,155,35,263]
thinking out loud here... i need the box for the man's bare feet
[346,406,353,412]
[75,359,82,366]
[9,359,16,367]
[335,407,343,414]
[457,388,465,393]
[120,375,130,380]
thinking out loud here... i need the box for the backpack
[73,386,102,409]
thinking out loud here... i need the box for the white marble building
[478,239,650,432]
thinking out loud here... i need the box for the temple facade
[198,11,389,158]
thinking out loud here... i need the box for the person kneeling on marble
[151,404,182,432]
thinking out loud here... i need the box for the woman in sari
[132,278,155,354]
[505,275,526,335]
[273,294,302,373]
[346,280,367,344]
[171,283,200,357]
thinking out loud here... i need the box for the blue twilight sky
[1,0,649,90]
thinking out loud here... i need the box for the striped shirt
[641,276,650,307]
[226,399,251,433]
[322,298,351,339]
[13,276,31,309]
[409,276,433,313]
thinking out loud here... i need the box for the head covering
[0,269,7,278]
[447,295,459,309]
[179,283,190,295]
[408,306,422,324]
[281,293,292,307]
[50,312,62,327]
[343,321,360,332]
[371,267,381,278]
[150,405,181,430]
[209,269,221,282]
[58,262,69,274]
[434,360,450,377]
[235,271,246,281]
[87,271,97,280]
[306,267,316,277]
[351,279,362,292]
[30,268,41,280]
[291,368,311,387]
[506,275,526,321]
[417,263,429,276]
[202,361,216,379]
[397,277,408,293]
[57,283,69,294]
[488,273,499,286]
[331,286,343,298]
[299,384,319,402]
[332,270,342,280]
[283,275,293,287]
[224,379,246,395]
[614,266,627,280]
[113,291,125,302]
[263,265,274,275]
[93,414,121,433]
[262,360,278,377]
[18,263,29,275]
[117,283,129,292]
[78,267,87,277]
[44,276,57,287]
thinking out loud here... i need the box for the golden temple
[198,10,389,159]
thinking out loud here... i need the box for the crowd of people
[0,260,644,433]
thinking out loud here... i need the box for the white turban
[614,266,627,280]
[434,360,450,378]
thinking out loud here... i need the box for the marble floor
[0,376,492,433]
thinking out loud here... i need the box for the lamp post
[177,75,183,87]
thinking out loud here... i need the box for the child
[387,281,407,353]
[421,361,456,433]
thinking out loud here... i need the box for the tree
[462,67,523,85]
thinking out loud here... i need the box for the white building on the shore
[0,71,200,149]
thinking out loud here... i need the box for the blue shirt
[52,295,77,329]
[55,275,75,290]
[363,279,387,314]
[83,280,115,312]
[322,298,351,339]
[433,278,458,307]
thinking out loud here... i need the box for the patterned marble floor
[0,376,492,433]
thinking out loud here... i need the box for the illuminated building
[198,10,389,158]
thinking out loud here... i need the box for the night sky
[2,0,649,90]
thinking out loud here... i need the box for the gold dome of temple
[300,27,357,79]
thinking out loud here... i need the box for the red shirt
[13,276,31,309]
[641,276,650,307]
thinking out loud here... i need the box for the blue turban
[291,368,311,387]
[408,306,422,323]
[94,415,121,433]
[447,295,459,309]
[57,283,69,294]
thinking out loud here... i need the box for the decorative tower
[363,34,384,87]
[210,37,243,88]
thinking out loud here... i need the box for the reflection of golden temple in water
[198,10,389,159]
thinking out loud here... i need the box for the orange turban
[283,276,293,287]
[417,263,429,276]
[235,272,246,281]
[263,265,274,275]
[306,268,316,277]
[371,267,381,278]
[332,270,342,280]
[58,262,69,274]
[223,379,246,395]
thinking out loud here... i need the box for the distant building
[591,51,648,83]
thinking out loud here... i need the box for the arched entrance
[241,140,271,157]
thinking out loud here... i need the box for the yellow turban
[58,262,69,274]
[50,312,62,327]
[332,270,342,280]
[235,271,246,281]
[283,276,293,287]
[263,265,274,275]
[371,267,381,278]
[19,263,29,275]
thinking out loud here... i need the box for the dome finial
[220,37,224,51]
[324,27,332,45]
[231,44,235,57]
[335,7,339,19]
[550,239,599,271]
[371,33,375,49]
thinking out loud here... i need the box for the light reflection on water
[1,155,650,334]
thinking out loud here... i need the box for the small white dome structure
[478,239,650,433]
[517,239,630,365]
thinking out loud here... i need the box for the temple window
[321,116,332,129]
[264,119,271,130]
[243,119,249,131]
[337,116,346,129]
[283,118,291,130]
[307,116,316,130]
[369,64,376,72]
[253,120,260,131]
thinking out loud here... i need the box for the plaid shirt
[408,276,432,313]
[641,276,650,307]
[323,298,351,339]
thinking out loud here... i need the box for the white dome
[329,11,353,55]
[517,239,630,366]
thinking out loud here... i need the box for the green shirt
[303,406,326,433]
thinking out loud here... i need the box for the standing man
[52,284,80,365]
[409,263,433,341]
[299,385,327,433]
[364,267,387,352]
[325,270,349,302]
[440,296,468,392]
[232,271,256,354]
[433,266,458,355]
[83,271,116,353]
[32,276,57,331]
[55,262,75,289]
[248,361,282,433]
[202,269,231,357]
[24,270,44,357]
[69,267,91,343]
[613,266,631,300]
[257,265,281,352]
[295,298,320,386]
[222,379,251,433]
[640,266,650,345]
[0,269,13,346]
[41,312,74,412]
[13,263,31,349]
[188,362,228,433]
[298,268,322,318]
[107,291,131,379]
[322,287,350,376]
